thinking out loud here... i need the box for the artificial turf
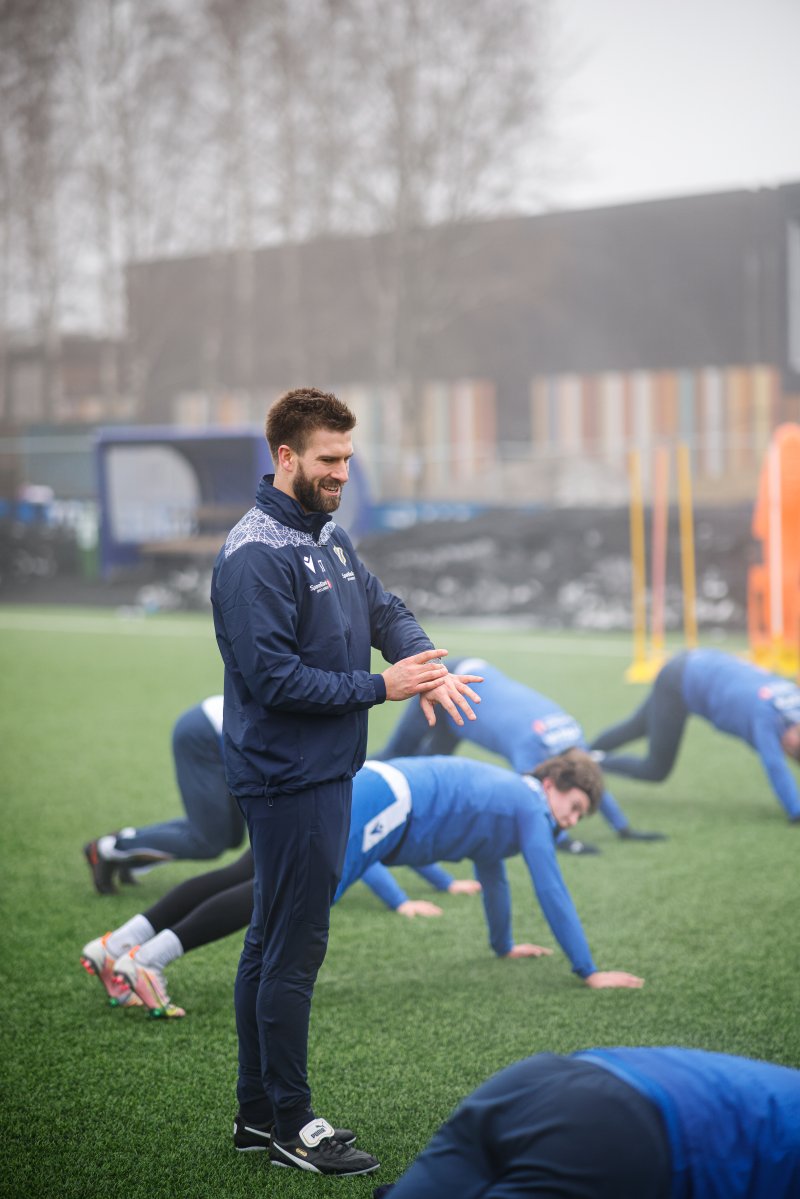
[1,606,798,1197]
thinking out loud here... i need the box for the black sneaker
[271,1118,379,1176]
[233,1113,356,1152]
[83,839,117,895]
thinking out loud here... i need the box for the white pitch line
[0,609,634,655]
[0,611,212,638]
[0,608,712,660]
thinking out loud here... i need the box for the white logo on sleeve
[303,554,316,574]
[361,761,412,851]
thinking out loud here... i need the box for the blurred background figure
[83,695,244,895]
[591,649,800,822]
[376,658,665,852]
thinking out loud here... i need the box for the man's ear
[276,444,294,472]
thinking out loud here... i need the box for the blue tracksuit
[377,658,631,834]
[211,475,435,1142]
[211,474,433,798]
[593,649,800,819]
[113,697,244,861]
[385,1047,800,1199]
[335,757,598,977]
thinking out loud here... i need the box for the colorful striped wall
[530,365,790,486]
[342,379,497,499]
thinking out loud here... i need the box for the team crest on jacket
[334,545,347,566]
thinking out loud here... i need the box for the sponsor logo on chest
[333,543,355,581]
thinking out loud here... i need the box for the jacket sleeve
[220,551,385,714]
[474,858,513,956]
[753,718,800,819]
[360,863,409,909]
[517,807,597,977]
[349,537,434,663]
[598,787,629,832]
[413,864,455,891]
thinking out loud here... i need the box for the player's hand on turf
[584,970,644,989]
[383,649,449,701]
[418,666,482,728]
[447,879,482,895]
[395,899,443,918]
[505,943,554,958]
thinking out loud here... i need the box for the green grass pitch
[1,606,798,1197]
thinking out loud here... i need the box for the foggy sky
[550,0,800,209]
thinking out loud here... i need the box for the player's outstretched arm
[584,970,644,989]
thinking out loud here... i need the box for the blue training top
[682,650,800,818]
[443,658,628,831]
[334,756,598,976]
[578,1046,800,1199]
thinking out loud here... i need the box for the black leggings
[143,849,254,953]
[590,654,689,781]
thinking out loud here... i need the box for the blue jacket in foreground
[334,757,598,976]
[682,649,800,818]
[578,1047,800,1198]
[210,475,432,797]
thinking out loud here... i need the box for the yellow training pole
[677,442,698,649]
[649,445,670,669]
[625,448,650,682]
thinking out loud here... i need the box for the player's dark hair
[266,387,356,458]
[530,748,603,813]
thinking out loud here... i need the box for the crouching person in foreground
[374,1046,800,1198]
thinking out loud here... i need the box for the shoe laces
[316,1136,351,1159]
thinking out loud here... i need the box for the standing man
[211,388,480,1177]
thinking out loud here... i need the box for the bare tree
[328,0,553,486]
[0,0,80,420]
[1,0,556,436]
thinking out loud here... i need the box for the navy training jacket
[211,475,433,798]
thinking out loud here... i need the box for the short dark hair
[530,748,603,813]
[265,387,356,458]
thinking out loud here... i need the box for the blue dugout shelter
[96,426,371,576]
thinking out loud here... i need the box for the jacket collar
[255,474,334,542]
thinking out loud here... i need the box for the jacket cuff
[371,673,387,703]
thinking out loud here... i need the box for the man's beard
[293,464,343,513]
